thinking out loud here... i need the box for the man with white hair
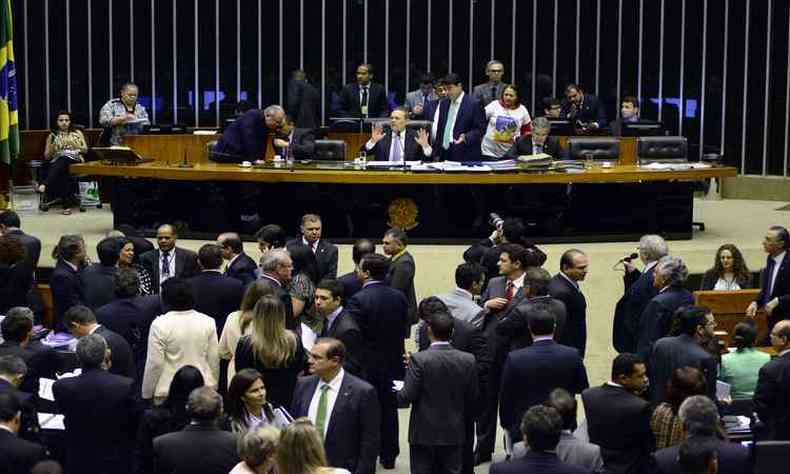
[212,104,285,163]
[259,249,297,330]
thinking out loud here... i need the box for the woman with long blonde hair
[234,295,306,408]
[276,418,350,474]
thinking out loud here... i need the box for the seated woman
[700,244,753,291]
[231,424,281,474]
[650,367,707,449]
[115,237,154,295]
[225,369,285,434]
[288,244,321,333]
[39,110,88,215]
[480,84,531,160]
[719,321,771,400]
[276,418,351,474]
[503,116,563,159]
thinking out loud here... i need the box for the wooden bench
[694,289,765,346]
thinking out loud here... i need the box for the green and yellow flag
[0,0,18,167]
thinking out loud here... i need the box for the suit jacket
[0,378,41,443]
[259,274,297,331]
[431,93,486,162]
[138,247,200,294]
[436,288,485,326]
[79,263,117,310]
[50,259,84,329]
[363,128,427,162]
[548,274,588,358]
[513,433,603,473]
[560,93,608,127]
[0,261,35,314]
[0,341,57,396]
[648,334,717,403]
[636,286,695,359]
[614,265,659,354]
[423,98,442,127]
[754,351,790,440]
[95,325,136,380]
[225,252,258,287]
[272,127,316,159]
[504,135,563,159]
[4,228,41,270]
[287,79,321,129]
[405,89,439,118]
[480,276,530,384]
[500,340,589,436]
[650,435,749,474]
[0,429,48,474]
[321,309,364,377]
[490,450,589,474]
[582,384,654,474]
[338,271,363,303]
[345,281,409,380]
[386,251,418,325]
[755,252,790,331]
[286,238,339,281]
[53,368,139,474]
[291,372,381,474]
[189,271,245,333]
[397,344,479,446]
[337,82,389,117]
[497,295,568,350]
[213,109,270,161]
[153,423,240,474]
[472,82,507,108]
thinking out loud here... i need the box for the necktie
[315,384,330,439]
[161,251,171,278]
[491,85,498,103]
[361,87,369,107]
[390,133,403,162]
[505,280,514,301]
[766,257,777,297]
[442,102,458,149]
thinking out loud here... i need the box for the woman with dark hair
[700,244,753,291]
[0,235,32,313]
[481,84,532,160]
[137,365,205,473]
[719,321,770,399]
[114,237,154,295]
[224,369,284,434]
[38,110,88,215]
[288,244,321,332]
[650,367,707,448]
[255,224,287,255]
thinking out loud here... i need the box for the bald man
[138,224,200,294]
[754,320,790,440]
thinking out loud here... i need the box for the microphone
[612,253,639,271]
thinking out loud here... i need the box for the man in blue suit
[426,73,485,162]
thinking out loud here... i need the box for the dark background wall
[14,0,790,175]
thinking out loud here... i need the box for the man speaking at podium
[212,105,285,163]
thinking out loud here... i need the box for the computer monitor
[621,120,664,137]
[548,119,575,136]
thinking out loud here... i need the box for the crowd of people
[1,205,790,474]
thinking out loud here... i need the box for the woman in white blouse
[700,243,753,291]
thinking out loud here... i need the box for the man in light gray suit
[436,262,486,327]
[404,74,439,119]
[472,60,506,107]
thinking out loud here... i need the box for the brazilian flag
[0,0,18,167]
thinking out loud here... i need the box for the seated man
[542,97,562,119]
[361,107,432,162]
[611,96,641,136]
[560,83,607,131]
[212,104,285,163]
[272,114,315,159]
[504,117,563,159]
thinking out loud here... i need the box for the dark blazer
[345,281,409,380]
[272,127,316,159]
[53,368,140,474]
[0,261,34,314]
[504,135,563,159]
[153,423,240,474]
[648,334,717,404]
[337,82,389,118]
[0,378,41,443]
[699,268,754,290]
[4,228,41,269]
[650,435,750,474]
[755,252,790,332]
[321,309,364,377]
[234,333,306,409]
[136,405,190,474]
[338,271,363,303]
[497,296,568,350]
[386,251,418,325]
[614,266,659,354]
[286,238,339,281]
[582,384,654,474]
[431,93,486,162]
[480,276,530,374]
[225,252,258,287]
[138,247,200,294]
[490,450,589,474]
[754,352,790,440]
[189,271,245,333]
[422,99,441,125]
[636,286,695,359]
[291,372,381,474]
[499,340,589,437]
[287,79,321,129]
[95,325,136,380]
[397,344,479,446]
[0,429,48,474]
[548,274,588,358]
[79,263,117,310]
[560,93,608,127]
[259,274,297,331]
[50,259,84,331]
[213,109,270,162]
[0,341,57,395]
[363,128,427,162]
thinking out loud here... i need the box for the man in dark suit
[0,211,43,318]
[422,80,448,125]
[79,237,120,310]
[383,228,418,325]
[217,232,257,287]
[286,214,339,281]
[292,338,380,474]
[747,225,790,335]
[649,307,718,403]
[212,104,285,162]
[336,63,389,118]
[345,253,409,469]
[0,308,57,395]
[287,69,321,129]
[153,386,239,474]
[548,249,590,358]
[0,211,41,270]
[637,256,694,359]
[338,239,376,303]
[315,279,364,377]
[0,356,41,443]
[259,249,297,331]
[560,83,607,130]
[398,311,479,474]
[189,243,245,333]
[490,405,588,474]
[64,305,135,380]
[53,334,140,474]
[272,114,316,159]
[50,234,86,332]
[428,73,486,162]
[652,395,749,474]
[500,308,588,443]
[754,319,790,440]
[503,116,563,159]
[139,224,200,294]
[0,391,48,474]
[582,353,654,474]
[361,108,433,162]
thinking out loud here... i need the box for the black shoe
[380,459,395,470]
[474,451,492,466]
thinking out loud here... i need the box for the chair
[567,137,620,161]
[406,120,432,133]
[313,140,347,161]
[754,440,790,474]
[637,136,688,165]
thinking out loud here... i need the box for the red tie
[505,280,515,301]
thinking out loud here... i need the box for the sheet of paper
[38,413,65,430]
[300,323,317,351]
[716,380,731,401]
[56,368,82,380]
[38,378,56,402]
[392,380,404,391]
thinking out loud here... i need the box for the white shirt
[64,260,79,272]
[302,237,319,252]
[481,101,531,158]
[308,369,345,438]
[769,251,786,297]
[158,248,177,287]
[509,272,526,290]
